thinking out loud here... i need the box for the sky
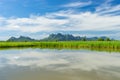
[0,0,120,40]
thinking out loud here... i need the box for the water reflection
[0,48,120,80]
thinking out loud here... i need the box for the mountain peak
[7,36,35,42]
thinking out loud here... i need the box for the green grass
[0,41,120,52]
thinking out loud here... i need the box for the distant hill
[41,33,110,41]
[41,33,81,41]
[7,33,111,42]
[7,36,35,42]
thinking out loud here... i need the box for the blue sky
[0,0,120,40]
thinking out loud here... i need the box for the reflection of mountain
[7,33,110,41]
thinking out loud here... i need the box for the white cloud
[0,10,120,33]
[0,15,68,32]
[96,0,120,14]
[96,0,113,11]
[96,5,120,15]
[62,1,92,7]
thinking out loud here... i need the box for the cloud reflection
[0,49,120,73]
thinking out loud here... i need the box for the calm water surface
[0,48,120,80]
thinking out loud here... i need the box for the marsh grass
[0,41,120,52]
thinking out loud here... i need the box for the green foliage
[98,38,104,41]
[0,41,120,52]
[82,36,86,41]
[105,38,111,41]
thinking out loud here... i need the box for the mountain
[7,33,111,42]
[41,33,81,41]
[41,33,110,41]
[7,36,35,42]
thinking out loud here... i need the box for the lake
[0,48,120,80]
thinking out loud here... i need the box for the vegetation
[0,41,120,52]
[98,38,104,41]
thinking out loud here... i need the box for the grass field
[0,41,120,52]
